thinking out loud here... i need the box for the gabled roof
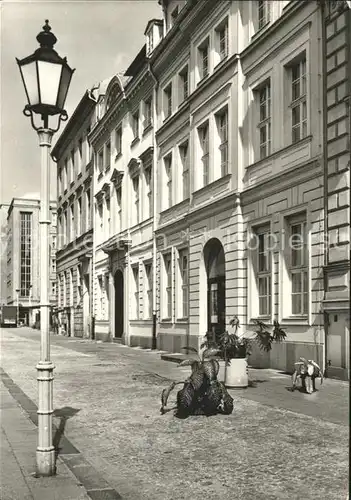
[124,45,147,77]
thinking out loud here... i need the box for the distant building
[0,203,10,305]
[3,198,57,326]
[51,83,106,338]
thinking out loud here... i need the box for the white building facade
[58,0,350,379]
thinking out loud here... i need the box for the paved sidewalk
[8,327,349,426]
[1,327,348,500]
[0,381,90,500]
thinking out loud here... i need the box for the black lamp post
[16,20,75,477]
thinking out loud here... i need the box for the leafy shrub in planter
[202,316,287,365]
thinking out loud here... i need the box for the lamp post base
[36,361,55,476]
[36,448,56,476]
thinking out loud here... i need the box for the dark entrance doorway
[114,270,124,338]
[204,238,226,343]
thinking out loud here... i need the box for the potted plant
[202,316,287,388]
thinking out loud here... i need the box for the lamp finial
[36,19,57,49]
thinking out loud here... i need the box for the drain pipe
[148,61,159,350]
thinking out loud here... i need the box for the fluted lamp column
[16,20,75,476]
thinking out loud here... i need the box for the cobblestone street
[1,327,349,500]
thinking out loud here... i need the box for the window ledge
[176,318,189,323]
[105,166,111,174]
[77,172,82,180]
[280,316,309,326]
[142,124,153,136]
[70,181,74,188]
[160,318,172,323]
[197,74,210,88]
[214,55,228,71]
[115,152,122,161]
[131,137,140,148]
[97,172,103,181]
[251,22,271,41]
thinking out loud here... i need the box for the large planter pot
[224,358,248,388]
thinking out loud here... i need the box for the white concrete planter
[223,358,249,388]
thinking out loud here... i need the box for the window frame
[257,80,272,160]
[162,252,172,320]
[198,121,210,187]
[179,140,189,200]
[132,265,140,319]
[178,248,189,319]
[290,57,307,144]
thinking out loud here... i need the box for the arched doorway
[114,270,124,338]
[203,238,225,343]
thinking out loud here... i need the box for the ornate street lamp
[16,20,75,476]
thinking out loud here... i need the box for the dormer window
[147,32,154,55]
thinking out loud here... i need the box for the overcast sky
[0,0,162,204]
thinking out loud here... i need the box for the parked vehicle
[0,306,17,327]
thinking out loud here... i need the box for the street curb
[0,367,122,500]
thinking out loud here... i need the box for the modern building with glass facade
[4,198,57,326]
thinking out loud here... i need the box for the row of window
[96,99,152,177]
[251,213,308,318]
[58,127,91,195]
[58,267,83,308]
[57,189,91,248]
[130,248,189,322]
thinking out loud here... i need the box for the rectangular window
[258,81,271,159]
[20,212,31,297]
[179,66,188,102]
[216,19,228,61]
[163,253,172,318]
[86,189,91,230]
[179,141,189,200]
[97,149,104,173]
[198,39,209,80]
[70,268,74,307]
[132,110,139,140]
[144,165,153,219]
[105,141,111,170]
[290,219,308,315]
[133,177,140,224]
[78,139,83,173]
[86,126,91,163]
[77,197,82,237]
[217,108,228,176]
[164,154,172,209]
[198,122,209,186]
[164,83,172,119]
[98,276,103,318]
[70,150,75,182]
[106,198,111,237]
[132,266,139,319]
[115,127,122,156]
[70,204,75,241]
[178,249,189,318]
[291,58,307,143]
[64,159,68,190]
[257,231,271,316]
[117,188,122,232]
[144,263,153,319]
[258,0,270,30]
[144,99,152,129]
